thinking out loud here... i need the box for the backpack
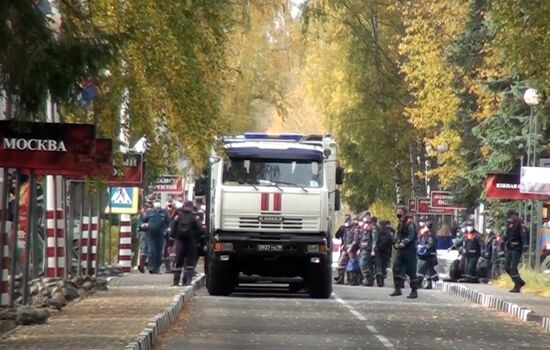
[175,211,197,240]
[377,228,393,253]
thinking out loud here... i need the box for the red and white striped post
[118,214,132,273]
[45,176,65,278]
[0,224,8,307]
[81,216,98,276]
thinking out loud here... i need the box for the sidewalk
[435,280,550,332]
[0,273,198,350]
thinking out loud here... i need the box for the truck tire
[308,263,333,299]
[206,258,234,296]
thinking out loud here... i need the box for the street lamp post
[524,88,541,270]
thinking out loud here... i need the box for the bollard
[118,214,132,273]
[81,216,98,276]
[0,221,10,307]
[46,176,65,278]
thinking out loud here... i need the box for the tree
[302,0,414,211]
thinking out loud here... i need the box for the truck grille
[239,217,303,230]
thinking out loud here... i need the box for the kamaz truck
[205,133,343,298]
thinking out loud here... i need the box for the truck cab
[206,133,342,298]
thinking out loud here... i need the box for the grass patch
[494,267,550,298]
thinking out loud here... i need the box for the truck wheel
[308,263,333,299]
[207,258,234,296]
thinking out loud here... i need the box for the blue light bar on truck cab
[243,132,303,141]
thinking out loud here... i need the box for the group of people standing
[335,206,527,298]
[447,209,526,293]
[136,199,205,286]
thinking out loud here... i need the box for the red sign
[416,197,454,215]
[107,153,145,187]
[153,176,183,193]
[431,191,463,209]
[0,120,96,173]
[38,138,113,177]
[485,173,550,201]
[408,199,416,213]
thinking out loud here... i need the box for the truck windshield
[223,159,323,188]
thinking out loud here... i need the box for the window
[223,159,322,188]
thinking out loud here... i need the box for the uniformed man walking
[503,210,526,293]
[170,201,204,286]
[390,206,419,299]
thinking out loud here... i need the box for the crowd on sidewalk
[135,198,206,286]
[335,206,528,298]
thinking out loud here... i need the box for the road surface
[155,283,550,349]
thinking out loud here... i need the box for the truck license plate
[257,244,283,252]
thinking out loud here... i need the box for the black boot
[164,259,172,273]
[350,273,360,286]
[183,267,195,286]
[390,287,402,296]
[334,269,345,284]
[138,255,147,273]
[376,275,384,287]
[407,280,418,299]
[173,271,181,286]
[425,279,433,290]
[390,278,402,296]
[335,270,345,284]
[362,276,374,286]
[345,272,352,285]
[510,277,525,293]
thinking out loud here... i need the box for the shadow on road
[229,284,313,299]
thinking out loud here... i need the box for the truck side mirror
[336,166,344,185]
[334,189,341,211]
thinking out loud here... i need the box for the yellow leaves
[397,0,471,187]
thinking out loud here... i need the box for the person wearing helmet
[449,220,482,283]
[359,216,377,286]
[334,215,353,284]
[417,219,438,289]
[142,201,170,274]
[390,206,419,299]
[503,210,526,293]
[170,200,204,286]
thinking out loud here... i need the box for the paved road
[155,284,550,350]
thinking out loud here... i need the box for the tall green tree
[303,0,414,211]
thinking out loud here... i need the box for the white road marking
[334,293,395,349]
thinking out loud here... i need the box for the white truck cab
[206,133,343,298]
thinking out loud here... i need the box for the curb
[125,274,206,350]
[434,281,550,331]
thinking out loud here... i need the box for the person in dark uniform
[417,220,438,289]
[390,206,419,299]
[346,225,363,286]
[449,220,482,283]
[142,201,170,274]
[374,220,393,287]
[170,201,203,286]
[334,217,352,284]
[503,210,525,293]
[360,216,377,286]
[491,231,506,279]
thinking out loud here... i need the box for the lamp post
[524,88,541,269]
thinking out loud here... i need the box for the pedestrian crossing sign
[105,187,139,214]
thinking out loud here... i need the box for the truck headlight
[307,244,326,253]
[213,242,233,252]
